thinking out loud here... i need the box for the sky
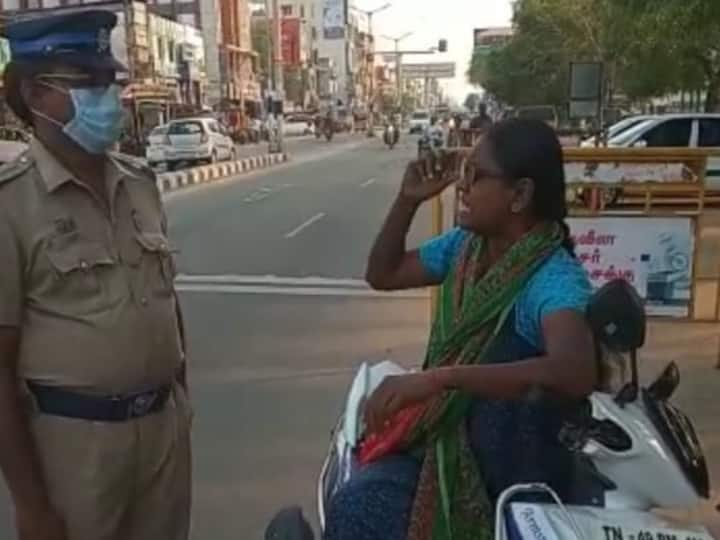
[352,0,514,103]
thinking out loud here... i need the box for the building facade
[0,1,208,149]
[274,1,319,110]
[146,0,260,111]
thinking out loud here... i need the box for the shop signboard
[568,217,694,317]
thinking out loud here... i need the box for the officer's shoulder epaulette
[108,151,156,181]
[0,151,34,189]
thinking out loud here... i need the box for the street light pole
[268,0,284,153]
[382,31,413,111]
[350,3,391,133]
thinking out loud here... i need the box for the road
[234,134,320,160]
[172,132,433,538]
[0,133,435,539]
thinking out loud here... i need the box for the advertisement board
[323,0,346,40]
[568,217,694,317]
[473,27,513,51]
[565,161,695,184]
[281,18,302,66]
[401,62,456,80]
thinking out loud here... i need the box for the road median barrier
[156,152,288,193]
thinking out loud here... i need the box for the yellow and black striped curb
[156,153,289,193]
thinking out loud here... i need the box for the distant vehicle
[284,114,315,137]
[607,113,720,187]
[515,105,559,129]
[580,115,655,147]
[408,110,431,134]
[145,124,168,168]
[383,122,399,149]
[163,117,236,171]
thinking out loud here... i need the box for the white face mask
[32,80,124,154]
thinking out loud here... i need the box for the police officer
[0,11,191,540]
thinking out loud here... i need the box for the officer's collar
[30,138,122,192]
[31,138,73,191]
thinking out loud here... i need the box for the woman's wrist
[396,192,422,209]
[429,367,458,393]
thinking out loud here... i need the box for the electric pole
[382,31,413,111]
[266,0,284,152]
[351,3,391,132]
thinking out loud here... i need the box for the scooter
[383,123,400,149]
[308,279,716,540]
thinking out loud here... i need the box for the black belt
[27,382,171,422]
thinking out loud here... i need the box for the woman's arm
[363,310,596,433]
[366,158,457,291]
[435,310,597,399]
[365,195,435,291]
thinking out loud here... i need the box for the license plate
[507,503,715,540]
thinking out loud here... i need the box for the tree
[612,0,720,110]
[467,0,720,110]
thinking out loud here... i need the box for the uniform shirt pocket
[133,231,176,297]
[43,236,122,316]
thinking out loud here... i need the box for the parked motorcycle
[309,279,716,540]
[383,123,399,149]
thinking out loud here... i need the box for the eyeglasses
[461,163,507,188]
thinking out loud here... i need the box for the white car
[164,117,236,171]
[580,115,655,147]
[145,124,168,168]
[283,114,315,137]
[607,113,720,187]
[408,110,431,134]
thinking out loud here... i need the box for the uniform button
[79,260,89,270]
[140,297,148,306]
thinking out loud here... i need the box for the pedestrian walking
[0,10,191,540]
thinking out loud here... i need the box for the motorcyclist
[470,102,493,131]
[383,111,400,146]
[418,116,444,157]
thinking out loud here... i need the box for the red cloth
[357,404,425,465]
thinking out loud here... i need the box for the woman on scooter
[325,118,597,540]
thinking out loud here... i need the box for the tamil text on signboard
[568,217,694,317]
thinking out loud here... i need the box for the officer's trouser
[29,383,192,540]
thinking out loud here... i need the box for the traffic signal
[438,39,448,52]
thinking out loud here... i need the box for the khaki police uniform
[0,139,191,540]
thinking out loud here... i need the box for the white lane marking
[360,177,377,188]
[175,283,428,299]
[242,184,293,203]
[176,274,368,287]
[284,212,326,239]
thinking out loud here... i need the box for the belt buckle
[128,391,157,419]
